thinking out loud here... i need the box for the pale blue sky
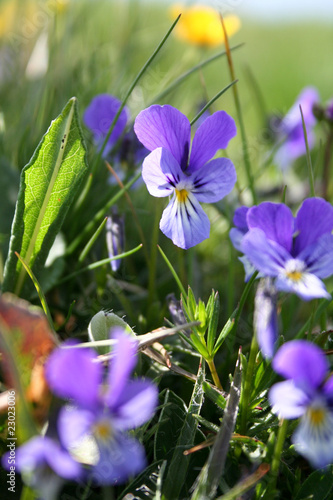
[162,0,333,23]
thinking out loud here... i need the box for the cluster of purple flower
[28,89,332,483]
[2,329,157,499]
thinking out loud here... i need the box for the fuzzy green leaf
[2,97,88,296]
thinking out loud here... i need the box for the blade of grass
[157,245,187,298]
[219,14,257,205]
[91,14,182,174]
[66,170,141,255]
[78,216,108,263]
[105,161,149,263]
[190,80,238,126]
[299,104,315,197]
[150,43,244,105]
[57,243,143,284]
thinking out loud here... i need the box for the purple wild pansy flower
[83,94,129,157]
[241,197,333,300]
[46,329,158,485]
[254,278,278,359]
[274,87,320,170]
[229,205,258,281]
[106,209,125,272]
[2,435,82,500]
[134,104,237,249]
[269,340,333,468]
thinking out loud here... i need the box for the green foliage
[2,98,88,297]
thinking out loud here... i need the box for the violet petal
[246,202,294,252]
[159,192,210,249]
[191,157,237,203]
[269,380,309,419]
[134,104,191,168]
[294,197,333,255]
[142,147,186,198]
[272,340,328,391]
[189,111,237,172]
[241,228,290,276]
[46,342,102,409]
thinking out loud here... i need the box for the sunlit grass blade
[207,291,220,355]
[150,43,244,105]
[219,14,257,204]
[157,245,187,298]
[92,14,182,172]
[66,170,141,255]
[57,243,143,284]
[190,80,237,126]
[2,97,88,296]
[78,216,108,263]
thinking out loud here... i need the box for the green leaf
[2,97,88,296]
[187,286,197,319]
[293,466,333,500]
[202,381,227,410]
[207,291,220,355]
[163,360,205,500]
[119,460,166,500]
[213,315,235,355]
[154,389,188,462]
[88,310,134,354]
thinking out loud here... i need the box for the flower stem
[239,333,258,435]
[322,126,333,200]
[207,358,223,390]
[266,419,288,498]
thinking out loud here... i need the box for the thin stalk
[219,14,257,205]
[190,80,237,126]
[322,126,333,200]
[150,43,244,105]
[105,161,150,264]
[78,216,108,263]
[57,244,142,285]
[66,171,141,255]
[265,419,288,498]
[207,358,223,390]
[91,14,182,175]
[232,271,258,341]
[15,252,57,336]
[157,245,187,298]
[239,333,258,435]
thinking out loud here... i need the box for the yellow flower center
[94,419,113,442]
[286,270,303,282]
[175,189,189,203]
[308,406,326,426]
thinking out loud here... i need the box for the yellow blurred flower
[170,4,241,47]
